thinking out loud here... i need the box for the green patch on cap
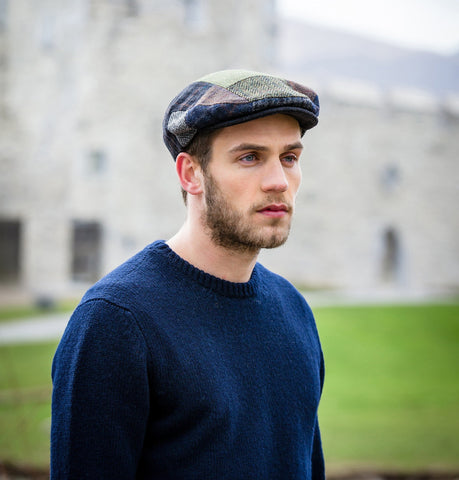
[198,69,270,88]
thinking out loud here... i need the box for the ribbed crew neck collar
[152,240,258,298]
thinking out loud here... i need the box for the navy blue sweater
[51,241,325,479]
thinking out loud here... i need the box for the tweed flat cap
[163,69,320,160]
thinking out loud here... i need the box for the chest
[145,301,322,438]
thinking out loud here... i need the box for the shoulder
[59,243,160,343]
[255,263,313,314]
[61,297,146,350]
[255,262,305,297]
[254,264,322,361]
[81,241,168,310]
[65,240,188,342]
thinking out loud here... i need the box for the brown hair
[180,129,217,204]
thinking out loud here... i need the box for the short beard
[202,172,292,254]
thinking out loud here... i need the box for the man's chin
[212,229,290,253]
[261,236,289,250]
[253,228,290,250]
[260,224,291,247]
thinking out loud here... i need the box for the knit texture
[51,241,325,479]
[163,69,320,159]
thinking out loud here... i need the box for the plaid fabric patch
[229,75,305,101]
[163,69,320,159]
[196,85,247,107]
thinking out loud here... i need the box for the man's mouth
[257,204,290,218]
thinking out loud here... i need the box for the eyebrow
[284,141,304,151]
[228,141,303,154]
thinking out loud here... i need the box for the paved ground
[0,313,69,345]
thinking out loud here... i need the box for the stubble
[202,172,293,254]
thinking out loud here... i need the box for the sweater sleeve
[51,299,150,479]
[311,416,325,480]
[311,349,326,480]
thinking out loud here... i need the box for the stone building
[0,0,276,300]
[260,81,459,298]
[0,0,458,303]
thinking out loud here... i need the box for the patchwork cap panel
[163,69,320,160]
[198,69,264,88]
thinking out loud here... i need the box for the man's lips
[256,204,290,217]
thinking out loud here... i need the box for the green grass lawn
[315,303,459,471]
[0,303,458,471]
[0,341,58,467]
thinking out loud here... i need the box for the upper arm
[51,299,150,479]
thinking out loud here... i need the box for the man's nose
[261,160,289,193]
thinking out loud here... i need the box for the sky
[278,0,459,55]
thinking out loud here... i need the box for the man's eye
[240,154,257,163]
[282,155,297,165]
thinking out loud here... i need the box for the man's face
[200,114,303,253]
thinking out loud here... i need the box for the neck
[167,216,259,284]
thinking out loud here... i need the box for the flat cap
[163,69,320,160]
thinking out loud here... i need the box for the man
[51,69,325,479]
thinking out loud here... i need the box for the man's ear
[175,152,204,196]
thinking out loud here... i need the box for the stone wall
[1,0,458,301]
[260,80,459,297]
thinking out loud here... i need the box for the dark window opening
[0,219,21,284]
[126,0,139,16]
[381,227,400,283]
[71,221,102,283]
[39,13,56,51]
[380,164,400,192]
[0,0,8,32]
[88,149,107,174]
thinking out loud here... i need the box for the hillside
[277,18,459,96]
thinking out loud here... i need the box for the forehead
[211,114,302,149]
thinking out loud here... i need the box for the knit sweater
[51,240,325,479]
